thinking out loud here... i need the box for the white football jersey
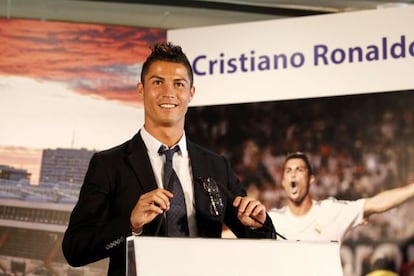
[269,197,366,242]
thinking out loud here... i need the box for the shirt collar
[140,126,188,157]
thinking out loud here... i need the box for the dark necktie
[158,145,189,237]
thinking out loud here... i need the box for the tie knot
[158,145,180,160]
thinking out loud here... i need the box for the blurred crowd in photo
[186,90,414,274]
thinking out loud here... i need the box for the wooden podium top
[127,236,343,276]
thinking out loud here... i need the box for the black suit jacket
[62,132,275,275]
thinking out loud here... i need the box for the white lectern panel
[127,236,343,276]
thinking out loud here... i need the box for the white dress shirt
[140,127,198,236]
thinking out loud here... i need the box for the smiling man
[268,151,414,242]
[62,42,275,276]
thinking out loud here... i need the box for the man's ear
[136,82,144,99]
[309,175,316,185]
[188,86,195,102]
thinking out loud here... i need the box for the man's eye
[175,82,185,88]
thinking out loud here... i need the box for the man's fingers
[234,196,260,215]
[141,188,173,210]
[245,200,265,216]
[233,196,266,226]
[232,196,243,209]
[151,193,172,210]
[130,188,173,229]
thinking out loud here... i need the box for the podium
[126,236,343,276]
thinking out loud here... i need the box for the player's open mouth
[291,181,298,194]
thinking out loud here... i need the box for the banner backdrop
[168,6,414,106]
[169,6,414,276]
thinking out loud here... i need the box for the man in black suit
[62,42,275,275]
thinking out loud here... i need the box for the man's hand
[233,196,266,228]
[130,188,173,232]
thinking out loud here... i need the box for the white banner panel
[127,236,343,276]
[168,6,414,106]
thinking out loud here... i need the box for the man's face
[282,158,313,204]
[137,60,195,129]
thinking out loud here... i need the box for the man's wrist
[131,225,143,236]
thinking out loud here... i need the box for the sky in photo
[0,18,166,184]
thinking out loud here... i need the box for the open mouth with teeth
[160,103,177,109]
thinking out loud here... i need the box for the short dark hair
[283,152,314,175]
[140,42,194,86]
[371,257,397,272]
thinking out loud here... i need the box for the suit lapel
[187,141,214,218]
[126,132,166,234]
[126,132,158,193]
